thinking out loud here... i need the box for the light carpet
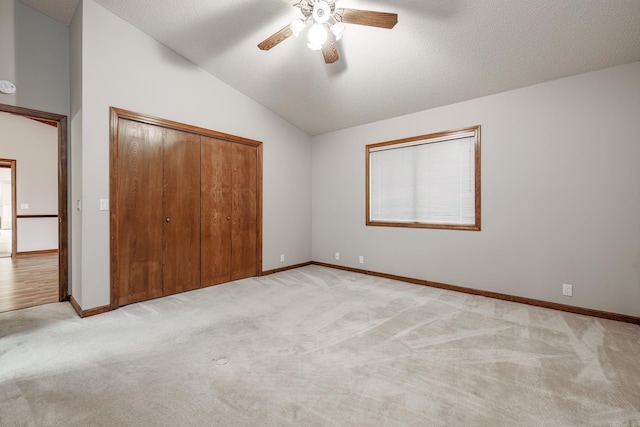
[1,265,639,426]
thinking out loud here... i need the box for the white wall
[0,112,58,252]
[0,170,10,230]
[312,61,640,317]
[73,0,312,310]
[16,218,58,251]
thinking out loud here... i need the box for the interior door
[162,128,201,295]
[201,138,258,286]
[201,137,232,287]
[231,143,258,280]
[116,119,164,305]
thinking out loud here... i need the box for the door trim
[109,107,263,309]
[0,103,69,301]
[0,160,17,257]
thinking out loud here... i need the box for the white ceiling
[20,0,640,135]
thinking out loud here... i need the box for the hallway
[0,253,58,313]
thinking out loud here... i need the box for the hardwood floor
[0,253,58,313]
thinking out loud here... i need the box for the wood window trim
[366,125,481,231]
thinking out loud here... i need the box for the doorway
[0,160,16,258]
[0,103,69,307]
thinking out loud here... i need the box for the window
[366,126,480,231]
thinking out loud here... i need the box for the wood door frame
[0,103,69,301]
[110,107,263,309]
[0,160,17,257]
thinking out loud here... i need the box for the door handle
[166,217,170,222]
[226,216,231,221]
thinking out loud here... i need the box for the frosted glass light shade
[331,22,345,40]
[290,19,305,37]
[308,23,327,46]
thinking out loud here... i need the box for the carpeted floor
[1,265,639,426]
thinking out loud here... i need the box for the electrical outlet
[359,256,364,264]
[562,283,573,297]
[280,254,285,263]
[335,252,340,260]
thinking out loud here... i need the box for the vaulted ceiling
[19,0,640,135]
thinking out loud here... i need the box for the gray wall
[69,0,83,303]
[0,0,69,117]
[312,61,640,317]
[71,0,312,310]
[0,0,69,264]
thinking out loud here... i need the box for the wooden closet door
[231,143,258,280]
[201,137,232,287]
[116,119,164,305]
[112,108,262,308]
[201,139,258,285]
[162,129,201,295]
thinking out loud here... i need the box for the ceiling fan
[258,0,398,64]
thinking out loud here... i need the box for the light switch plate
[99,198,109,211]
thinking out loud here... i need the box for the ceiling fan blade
[258,25,294,51]
[322,31,339,64]
[334,8,398,29]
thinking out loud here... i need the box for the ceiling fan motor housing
[313,2,331,23]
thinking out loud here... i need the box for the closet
[111,108,262,308]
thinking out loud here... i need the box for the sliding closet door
[201,137,232,286]
[116,119,164,306]
[231,143,258,280]
[162,129,201,295]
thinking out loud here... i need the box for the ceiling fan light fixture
[331,22,345,40]
[258,0,398,64]
[290,18,305,37]
[307,23,327,48]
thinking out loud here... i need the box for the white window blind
[369,134,476,226]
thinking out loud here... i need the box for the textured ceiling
[19,0,79,25]
[19,0,640,135]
